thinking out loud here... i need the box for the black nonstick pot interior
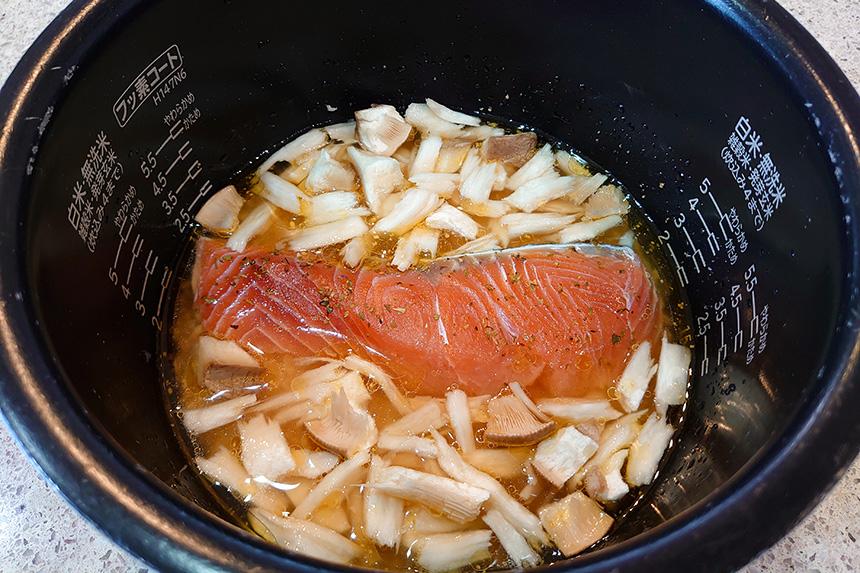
[1,1,859,571]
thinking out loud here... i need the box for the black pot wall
[1,1,859,572]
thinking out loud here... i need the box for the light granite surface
[0,0,858,571]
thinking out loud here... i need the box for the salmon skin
[195,239,660,398]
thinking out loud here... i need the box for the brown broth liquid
[164,127,691,571]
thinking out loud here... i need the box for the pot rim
[0,1,858,571]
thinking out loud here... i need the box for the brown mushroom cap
[305,388,377,457]
[203,364,266,392]
[483,132,538,168]
[485,394,556,446]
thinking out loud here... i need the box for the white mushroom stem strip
[382,400,446,436]
[364,455,404,549]
[446,234,501,256]
[405,102,464,138]
[323,121,356,144]
[238,414,295,479]
[459,162,498,203]
[425,98,481,126]
[355,105,411,156]
[373,466,489,522]
[391,226,439,271]
[557,215,624,243]
[655,334,692,415]
[508,383,551,423]
[408,173,460,197]
[410,135,443,176]
[411,530,493,573]
[341,234,372,268]
[506,144,555,190]
[195,185,244,233]
[342,355,411,415]
[425,203,480,240]
[258,128,329,173]
[532,426,598,488]
[446,389,475,454]
[251,509,362,565]
[259,172,308,215]
[626,412,674,486]
[482,508,541,568]
[372,187,442,235]
[584,448,630,502]
[464,448,529,481]
[287,215,369,251]
[196,336,260,381]
[584,185,630,219]
[196,446,255,498]
[347,146,405,214]
[617,341,658,412]
[289,448,340,479]
[518,462,543,503]
[500,212,578,240]
[572,410,645,487]
[460,198,511,218]
[377,434,438,458]
[305,191,369,226]
[567,173,609,204]
[430,430,549,546]
[183,394,257,435]
[226,203,274,252]
[537,398,622,424]
[291,449,370,520]
[504,173,577,213]
[306,150,356,193]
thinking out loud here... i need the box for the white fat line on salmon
[433,294,449,345]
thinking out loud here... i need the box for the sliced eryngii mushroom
[408,173,460,197]
[446,389,475,454]
[306,149,356,193]
[567,173,609,205]
[654,334,692,416]
[311,501,352,536]
[355,104,412,156]
[196,335,260,382]
[532,426,598,488]
[482,508,541,568]
[410,134,443,176]
[446,233,501,256]
[238,414,296,480]
[518,462,543,503]
[250,509,362,565]
[183,394,257,435]
[373,465,489,522]
[408,505,466,534]
[626,412,674,486]
[506,143,556,190]
[536,397,622,424]
[571,410,645,488]
[504,173,577,213]
[483,132,538,168]
[435,142,471,173]
[377,433,438,458]
[459,161,498,203]
[404,103,464,138]
[341,234,372,268]
[557,215,623,243]
[391,226,439,271]
[258,128,329,174]
[464,448,530,480]
[500,212,578,240]
[304,191,369,226]
[583,184,630,219]
[508,382,551,422]
[617,341,658,412]
[202,363,266,393]
[291,449,370,520]
[289,448,340,479]
[538,491,613,557]
[259,171,308,215]
[323,121,357,144]
[425,98,481,126]
[485,394,556,446]
[347,146,405,214]
[431,430,549,546]
[555,150,591,177]
[411,530,493,573]
[287,214,369,252]
[372,187,442,235]
[425,203,480,240]
[364,455,405,548]
[342,354,411,415]
[195,184,244,234]
[226,202,274,252]
[304,389,378,458]
[584,448,630,502]
[382,400,446,436]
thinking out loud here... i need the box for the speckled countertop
[0,1,858,571]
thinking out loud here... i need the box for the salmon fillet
[195,239,659,397]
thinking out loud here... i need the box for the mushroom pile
[182,331,691,571]
[195,99,631,268]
